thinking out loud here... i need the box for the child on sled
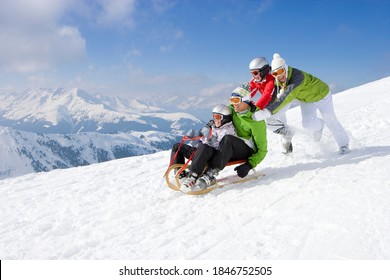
[169,104,237,191]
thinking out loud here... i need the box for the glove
[277,88,285,99]
[199,119,213,137]
[185,128,195,138]
[234,162,252,178]
[199,126,211,138]
[252,109,270,121]
[249,102,257,112]
[205,119,214,128]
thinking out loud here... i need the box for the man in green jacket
[191,85,268,191]
[255,53,349,154]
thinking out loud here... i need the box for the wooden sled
[164,160,265,195]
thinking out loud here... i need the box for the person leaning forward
[265,53,350,154]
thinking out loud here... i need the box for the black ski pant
[170,143,197,166]
[188,143,216,175]
[209,135,252,170]
[171,135,252,176]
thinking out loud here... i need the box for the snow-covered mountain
[0,88,201,134]
[0,88,201,180]
[0,126,177,180]
[1,77,389,260]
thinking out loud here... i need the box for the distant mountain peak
[0,88,201,134]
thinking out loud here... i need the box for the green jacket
[267,66,329,114]
[230,105,268,168]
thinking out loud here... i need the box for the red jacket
[249,73,275,110]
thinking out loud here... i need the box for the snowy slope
[1,77,390,259]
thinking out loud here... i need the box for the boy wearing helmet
[249,57,294,154]
[174,104,237,191]
[181,85,268,193]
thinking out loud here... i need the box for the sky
[1,0,390,103]
[1,76,390,265]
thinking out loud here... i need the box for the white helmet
[212,104,232,126]
[249,57,270,80]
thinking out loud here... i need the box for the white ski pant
[299,91,349,147]
[266,103,293,143]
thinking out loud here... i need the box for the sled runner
[164,161,265,195]
[190,170,265,195]
[164,160,265,195]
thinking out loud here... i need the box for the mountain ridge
[0,88,202,179]
[0,88,201,134]
[0,126,177,180]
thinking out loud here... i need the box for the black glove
[234,162,252,178]
[249,102,257,112]
[205,119,214,128]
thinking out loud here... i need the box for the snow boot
[339,145,350,154]
[274,124,294,154]
[194,168,219,190]
[282,141,293,154]
[180,172,198,193]
[178,170,188,180]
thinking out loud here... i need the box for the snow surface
[1,77,390,259]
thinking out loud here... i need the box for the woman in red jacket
[248,57,294,153]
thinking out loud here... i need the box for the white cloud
[0,24,86,73]
[27,74,53,88]
[0,0,70,25]
[0,0,85,73]
[0,0,152,75]
[199,83,235,97]
[96,0,137,28]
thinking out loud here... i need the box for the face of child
[214,118,222,128]
[232,102,249,113]
[213,113,223,128]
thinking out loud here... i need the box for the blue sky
[1,0,390,103]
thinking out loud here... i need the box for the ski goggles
[212,113,223,121]
[230,96,242,105]
[250,70,260,77]
[271,67,285,77]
